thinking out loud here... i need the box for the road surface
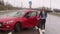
[45,14,60,34]
[0,28,39,34]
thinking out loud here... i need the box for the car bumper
[0,25,13,31]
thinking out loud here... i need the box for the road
[46,14,60,34]
[0,11,60,34]
[0,28,39,34]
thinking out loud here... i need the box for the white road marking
[8,32,12,34]
[38,28,43,34]
[35,26,43,34]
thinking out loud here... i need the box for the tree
[0,0,4,5]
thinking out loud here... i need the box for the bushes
[0,5,17,10]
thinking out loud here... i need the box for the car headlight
[4,20,14,24]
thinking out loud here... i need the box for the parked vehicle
[0,10,41,32]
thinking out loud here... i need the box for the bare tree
[0,0,4,5]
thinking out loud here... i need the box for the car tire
[14,23,21,32]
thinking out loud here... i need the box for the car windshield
[6,11,25,17]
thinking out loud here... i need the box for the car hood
[0,16,16,22]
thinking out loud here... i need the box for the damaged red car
[0,10,41,31]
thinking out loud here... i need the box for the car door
[31,11,39,26]
[25,11,38,27]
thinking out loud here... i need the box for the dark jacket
[40,10,47,18]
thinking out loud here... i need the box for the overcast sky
[4,0,60,9]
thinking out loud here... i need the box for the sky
[4,0,60,9]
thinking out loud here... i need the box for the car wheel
[14,23,21,32]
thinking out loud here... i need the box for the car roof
[18,9,37,12]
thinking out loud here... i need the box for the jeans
[38,19,46,30]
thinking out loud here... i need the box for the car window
[14,11,25,17]
[15,12,20,16]
[30,12,37,17]
[26,11,37,17]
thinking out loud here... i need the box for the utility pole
[29,4,31,8]
[21,2,23,8]
[29,1,32,9]
[6,1,8,12]
[50,0,51,9]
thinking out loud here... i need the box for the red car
[0,10,40,31]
